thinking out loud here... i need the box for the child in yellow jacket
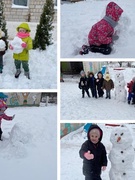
[9,23,33,79]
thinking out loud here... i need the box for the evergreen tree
[33,0,55,50]
[0,0,8,40]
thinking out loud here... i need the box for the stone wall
[4,0,57,22]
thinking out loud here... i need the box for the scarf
[16,32,30,39]
[103,15,118,28]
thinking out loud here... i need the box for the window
[13,0,28,6]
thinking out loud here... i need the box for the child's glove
[21,43,27,48]
[12,114,15,120]
[84,151,94,160]
[9,45,14,50]
[102,166,106,171]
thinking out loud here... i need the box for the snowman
[114,72,127,102]
[10,36,24,54]
[109,125,135,180]
[0,39,6,51]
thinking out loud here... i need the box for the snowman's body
[109,125,135,180]
[0,39,6,50]
[10,36,23,54]
[114,72,127,102]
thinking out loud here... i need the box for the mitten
[9,45,14,50]
[21,43,27,48]
[84,151,94,160]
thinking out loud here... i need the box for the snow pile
[10,37,23,54]
[109,125,135,180]
[114,72,127,102]
[10,122,32,146]
[0,40,6,50]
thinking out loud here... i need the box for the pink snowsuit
[0,113,12,128]
[88,2,123,46]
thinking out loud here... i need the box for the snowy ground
[1,22,57,89]
[61,0,135,58]
[61,123,135,180]
[0,105,57,180]
[60,66,135,120]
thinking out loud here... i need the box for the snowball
[10,36,23,54]
[0,39,6,50]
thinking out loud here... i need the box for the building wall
[83,62,107,74]
[60,123,84,138]
[5,93,41,107]
[4,0,57,22]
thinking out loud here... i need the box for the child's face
[90,74,93,77]
[89,129,100,144]
[98,73,102,79]
[19,28,27,33]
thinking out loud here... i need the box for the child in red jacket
[127,77,135,104]
[0,99,15,140]
[81,2,123,55]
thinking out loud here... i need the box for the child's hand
[9,45,14,50]
[21,43,27,48]
[84,151,94,160]
[12,114,15,120]
[102,166,106,171]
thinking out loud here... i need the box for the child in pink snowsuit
[88,2,123,55]
[0,99,15,140]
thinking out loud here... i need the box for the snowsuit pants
[128,92,133,103]
[82,88,90,98]
[90,88,97,98]
[85,175,102,180]
[15,60,29,72]
[0,55,3,73]
[97,88,104,97]
[90,44,112,55]
[106,90,111,99]
[0,128,3,140]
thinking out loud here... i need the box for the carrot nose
[117,137,121,142]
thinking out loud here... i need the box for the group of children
[79,70,114,99]
[0,23,32,79]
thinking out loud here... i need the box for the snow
[10,37,23,54]
[1,22,57,89]
[0,40,6,50]
[0,105,57,180]
[61,0,135,58]
[61,66,135,120]
[61,123,135,180]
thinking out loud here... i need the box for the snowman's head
[115,72,124,81]
[110,125,133,148]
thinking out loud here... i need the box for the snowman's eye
[121,133,124,136]
[115,133,117,136]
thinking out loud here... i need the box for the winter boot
[15,69,21,78]
[79,45,90,55]
[24,72,30,79]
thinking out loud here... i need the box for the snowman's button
[122,160,124,163]
[121,151,123,154]
[123,173,126,175]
